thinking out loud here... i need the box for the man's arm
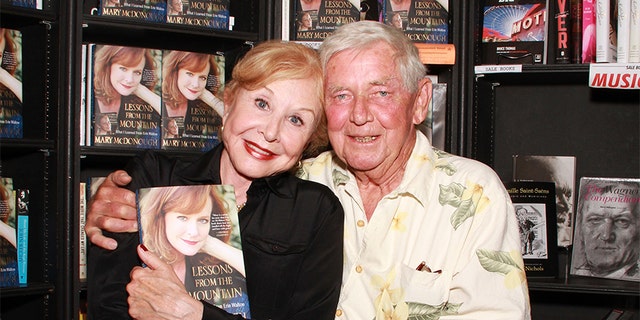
[85,170,138,250]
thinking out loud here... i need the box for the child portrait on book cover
[138,184,250,316]
[571,179,640,282]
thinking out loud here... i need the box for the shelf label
[474,64,522,74]
[589,63,640,89]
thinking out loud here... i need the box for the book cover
[617,0,631,63]
[383,0,449,44]
[160,50,224,152]
[0,177,17,287]
[166,0,230,30]
[90,45,162,149]
[570,0,583,62]
[0,28,23,138]
[513,155,577,247]
[481,0,549,65]
[582,0,597,62]
[570,177,640,282]
[79,182,87,281]
[293,0,360,43]
[505,181,559,277]
[630,0,640,62]
[1,0,36,8]
[553,0,572,63]
[137,184,250,317]
[595,0,617,62]
[16,188,28,285]
[100,0,167,23]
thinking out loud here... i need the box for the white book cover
[617,0,631,62]
[595,0,617,62]
[629,0,640,62]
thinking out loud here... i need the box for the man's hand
[127,245,204,320]
[85,170,137,250]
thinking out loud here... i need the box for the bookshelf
[460,1,640,319]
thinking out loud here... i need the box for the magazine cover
[90,45,162,149]
[0,28,23,138]
[137,184,250,317]
[100,0,166,23]
[0,177,17,287]
[481,0,549,64]
[513,155,576,247]
[505,181,558,277]
[382,0,448,43]
[166,0,230,29]
[160,50,224,152]
[293,0,360,42]
[570,177,640,282]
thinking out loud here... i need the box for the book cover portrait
[0,177,17,287]
[570,177,640,282]
[90,45,162,149]
[137,184,250,317]
[0,28,23,139]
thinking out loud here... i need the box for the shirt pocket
[400,263,450,306]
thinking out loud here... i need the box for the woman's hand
[127,245,204,320]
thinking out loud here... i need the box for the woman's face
[98,116,111,132]
[164,198,212,257]
[302,13,312,28]
[177,64,210,100]
[170,0,183,12]
[109,57,145,96]
[167,119,179,135]
[223,78,322,178]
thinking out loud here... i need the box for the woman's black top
[87,143,344,319]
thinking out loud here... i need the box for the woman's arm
[0,220,16,248]
[0,68,23,102]
[134,85,161,114]
[198,90,224,117]
[202,236,246,277]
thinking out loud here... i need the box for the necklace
[237,202,246,211]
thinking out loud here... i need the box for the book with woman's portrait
[137,184,251,317]
[0,28,23,139]
[505,181,559,278]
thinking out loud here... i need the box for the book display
[137,184,250,317]
[505,181,559,278]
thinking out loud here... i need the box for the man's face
[581,195,639,275]
[323,43,425,176]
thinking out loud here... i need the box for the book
[570,177,640,282]
[0,177,17,287]
[553,0,572,63]
[292,0,361,43]
[629,0,640,62]
[417,82,447,150]
[100,0,167,23]
[89,44,162,149]
[136,184,250,317]
[480,0,549,65]
[617,0,631,63]
[512,155,577,247]
[570,0,583,63]
[16,188,28,285]
[505,181,559,277]
[166,0,230,30]
[79,182,87,281]
[595,0,617,62]
[0,0,36,8]
[382,0,449,44]
[0,28,23,139]
[582,0,597,62]
[160,50,224,152]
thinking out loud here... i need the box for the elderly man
[85,21,530,320]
